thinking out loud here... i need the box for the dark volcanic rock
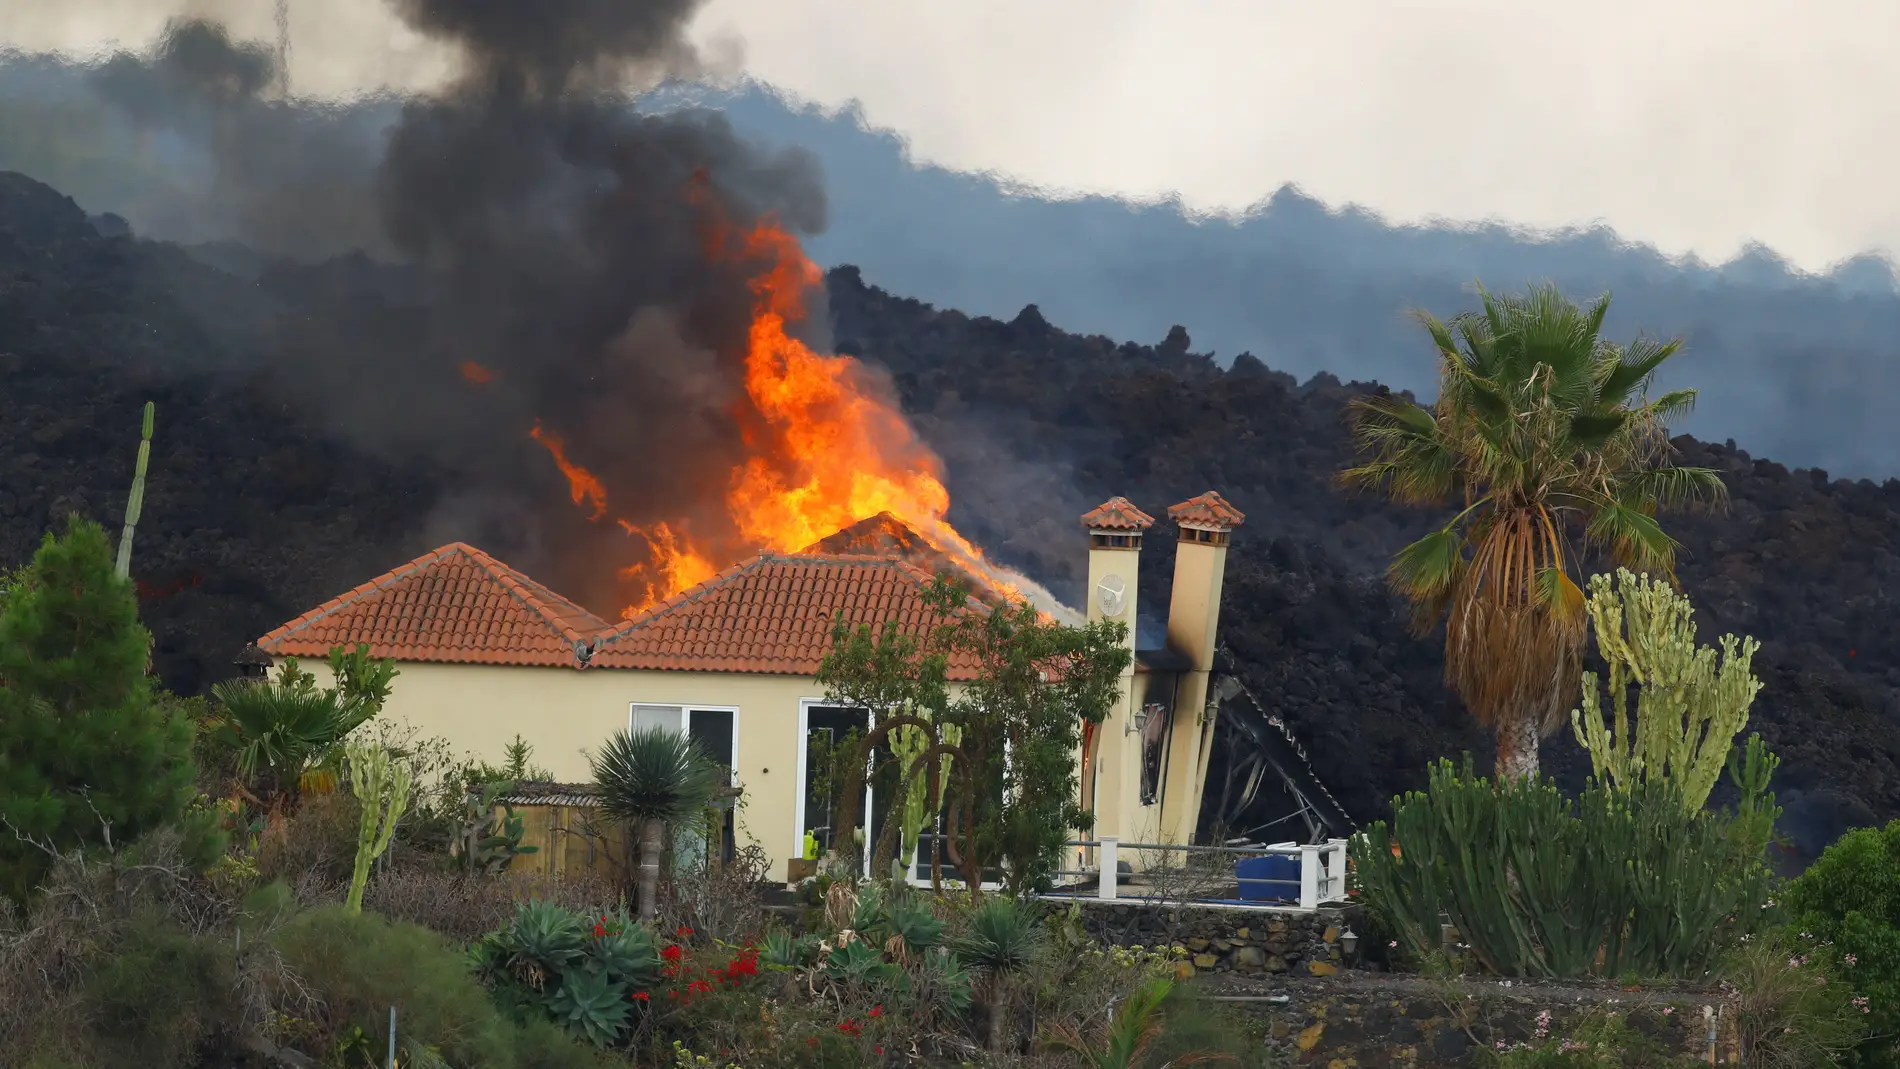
[2,170,1896,859]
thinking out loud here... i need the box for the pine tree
[0,515,196,902]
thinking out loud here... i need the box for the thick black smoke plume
[32,4,837,612]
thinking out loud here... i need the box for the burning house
[251,487,1349,883]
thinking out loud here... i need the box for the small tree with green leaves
[819,574,1129,896]
[0,515,197,902]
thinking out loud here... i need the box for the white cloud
[7,0,1897,270]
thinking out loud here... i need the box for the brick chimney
[1079,496,1154,844]
[1158,491,1246,844]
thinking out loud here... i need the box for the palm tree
[591,726,724,922]
[1341,283,1725,780]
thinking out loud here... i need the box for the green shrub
[82,914,236,1068]
[1722,928,1864,1069]
[273,903,611,1068]
[1353,744,1778,979]
[1784,820,1900,1069]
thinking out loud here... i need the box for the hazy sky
[6,0,1896,273]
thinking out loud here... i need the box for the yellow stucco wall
[294,658,833,882]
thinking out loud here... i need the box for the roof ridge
[460,545,605,646]
[593,553,775,644]
[256,543,464,651]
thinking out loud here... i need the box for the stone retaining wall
[1211,973,1736,1068]
[1036,898,1362,977]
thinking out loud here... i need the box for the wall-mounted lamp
[1127,703,1166,736]
[1340,927,1358,958]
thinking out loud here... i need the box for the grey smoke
[0,7,845,611]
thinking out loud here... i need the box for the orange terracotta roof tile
[256,544,608,667]
[1167,491,1247,531]
[1079,497,1156,532]
[588,554,989,678]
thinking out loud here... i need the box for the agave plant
[591,725,724,921]
[546,967,631,1049]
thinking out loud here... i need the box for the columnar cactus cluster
[345,741,414,914]
[1570,568,1762,810]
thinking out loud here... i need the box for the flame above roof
[797,511,1010,606]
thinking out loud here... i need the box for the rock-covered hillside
[2,170,1895,861]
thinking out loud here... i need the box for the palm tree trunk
[637,816,664,922]
[1496,717,1540,781]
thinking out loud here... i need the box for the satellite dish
[1096,574,1127,617]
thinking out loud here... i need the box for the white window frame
[794,697,876,879]
[627,703,741,785]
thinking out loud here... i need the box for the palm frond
[1646,387,1700,424]
[1598,335,1682,405]
[1618,465,1729,513]
[1566,409,1630,451]
[1583,496,1680,572]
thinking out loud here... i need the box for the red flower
[688,980,713,994]
[806,1038,819,1047]
[630,991,651,1001]
[591,923,607,937]
[868,1005,884,1018]
[837,1020,863,1037]
[662,945,684,963]
[875,1047,884,1055]
[676,926,695,938]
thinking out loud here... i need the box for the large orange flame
[528,422,607,521]
[524,178,1059,621]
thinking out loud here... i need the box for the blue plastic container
[1234,854,1301,902]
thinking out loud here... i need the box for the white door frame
[794,697,875,879]
[627,703,742,785]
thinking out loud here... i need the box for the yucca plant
[954,895,1052,1051]
[1341,283,1725,778]
[591,725,724,922]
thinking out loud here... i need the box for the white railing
[902,834,1351,911]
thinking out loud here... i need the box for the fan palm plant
[1341,283,1725,780]
[591,725,724,922]
[207,675,378,804]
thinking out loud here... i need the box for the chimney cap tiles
[1080,496,1156,532]
[1167,491,1247,532]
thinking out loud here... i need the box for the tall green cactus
[1570,568,1762,811]
[345,741,415,913]
[892,719,960,867]
[115,401,155,579]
